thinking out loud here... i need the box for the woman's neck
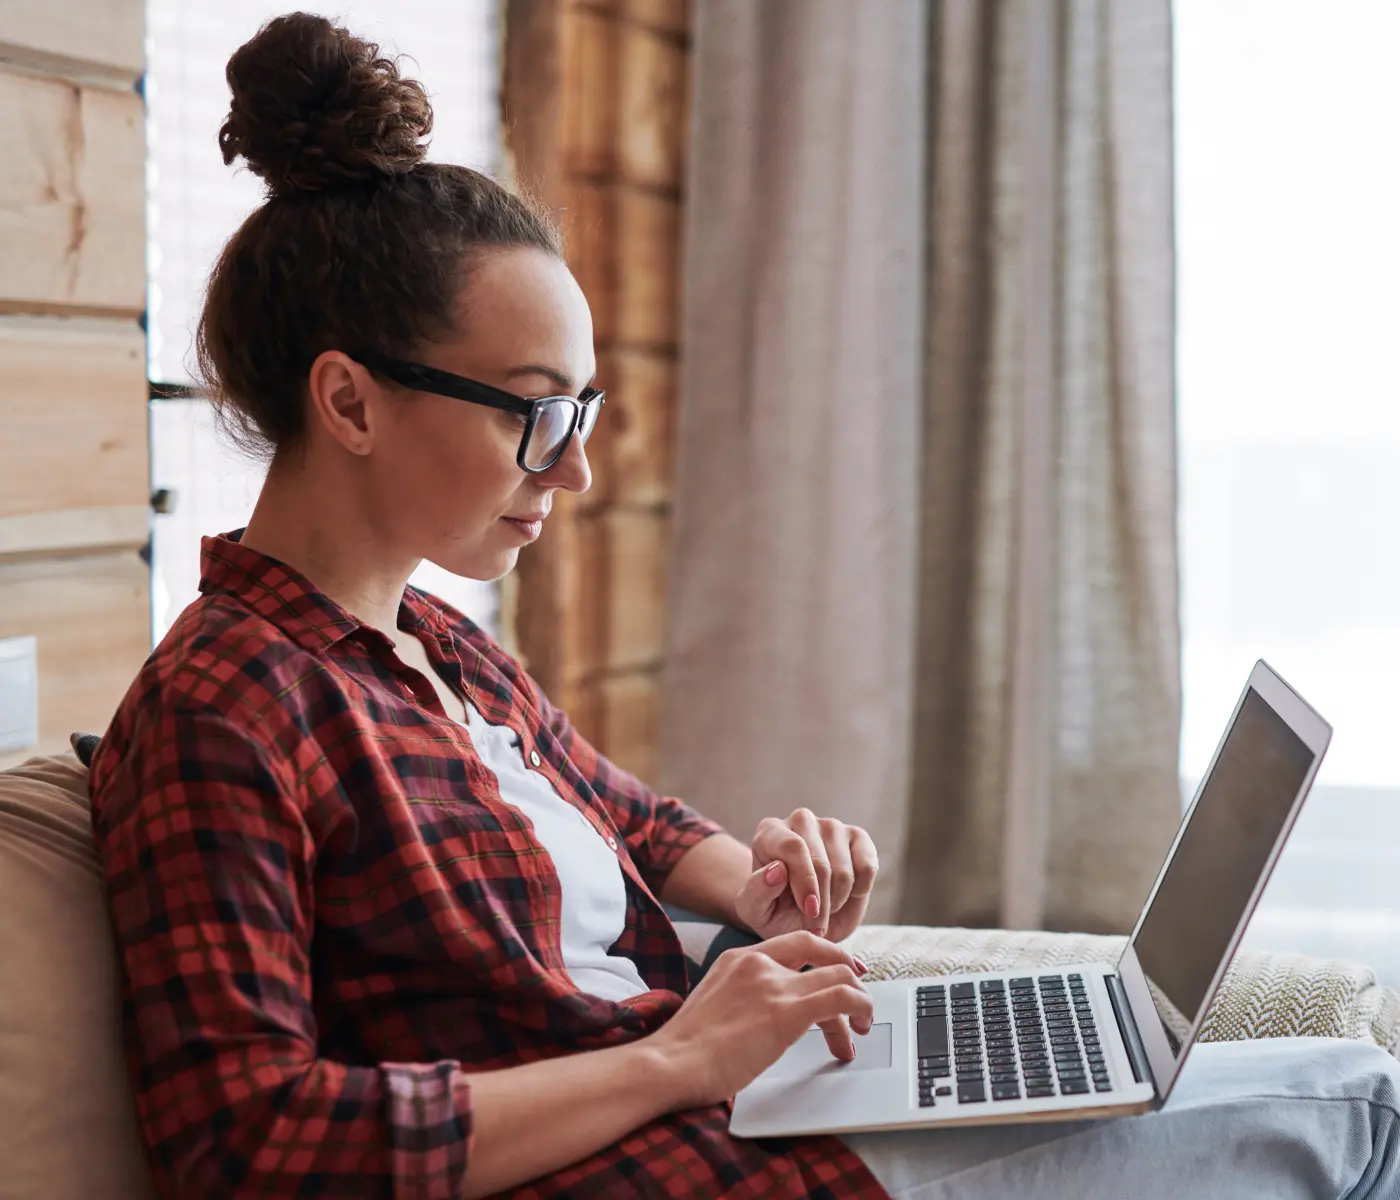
[238,456,420,637]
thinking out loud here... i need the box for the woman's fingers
[848,825,879,904]
[796,979,875,1047]
[818,1016,856,1061]
[788,962,874,1062]
[757,929,859,973]
[825,820,856,915]
[754,815,826,930]
[783,809,831,934]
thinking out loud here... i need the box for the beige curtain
[901,0,1181,934]
[658,0,927,921]
[663,0,1180,934]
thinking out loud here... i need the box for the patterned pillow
[662,905,762,986]
[71,732,100,768]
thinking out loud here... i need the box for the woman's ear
[306,350,381,456]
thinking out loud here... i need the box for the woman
[92,13,1400,1199]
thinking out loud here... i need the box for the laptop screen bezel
[1118,660,1332,1102]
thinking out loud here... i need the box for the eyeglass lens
[524,397,600,470]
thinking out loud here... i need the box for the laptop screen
[1128,686,1318,1057]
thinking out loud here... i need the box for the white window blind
[146,1,502,639]
[1176,0,1400,986]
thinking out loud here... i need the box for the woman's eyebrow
[505,364,575,392]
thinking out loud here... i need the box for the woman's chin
[423,545,519,584]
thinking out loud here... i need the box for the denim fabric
[844,1038,1400,1198]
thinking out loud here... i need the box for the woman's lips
[501,515,544,540]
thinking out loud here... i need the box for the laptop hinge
[1106,974,1150,1085]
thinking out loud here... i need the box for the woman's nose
[543,429,592,494]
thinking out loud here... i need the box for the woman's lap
[841,1038,1400,1199]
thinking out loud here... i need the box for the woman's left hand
[734,809,879,944]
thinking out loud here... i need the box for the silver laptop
[731,660,1331,1137]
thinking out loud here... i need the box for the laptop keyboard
[915,975,1113,1107]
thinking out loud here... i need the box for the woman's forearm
[461,1039,681,1198]
[659,832,754,930]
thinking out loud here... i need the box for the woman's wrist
[659,833,753,928]
[628,1035,703,1114]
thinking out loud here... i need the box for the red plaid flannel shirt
[90,534,885,1199]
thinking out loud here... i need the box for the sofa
[4,749,1398,1199]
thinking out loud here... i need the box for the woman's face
[347,247,597,581]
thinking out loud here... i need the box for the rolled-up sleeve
[92,709,474,1200]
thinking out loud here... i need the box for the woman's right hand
[647,930,876,1111]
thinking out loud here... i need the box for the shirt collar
[198,530,445,652]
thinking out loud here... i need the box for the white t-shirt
[458,701,650,1003]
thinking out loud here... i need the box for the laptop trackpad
[761,1023,894,1082]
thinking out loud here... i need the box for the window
[146,1,502,638]
[1175,0,1400,985]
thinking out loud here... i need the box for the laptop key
[1061,1079,1091,1095]
[957,1081,987,1104]
[1026,1084,1056,1098]
[917,1016,951,1060]
[936,1085,952,1096]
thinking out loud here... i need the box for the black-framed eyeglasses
[352,349,606,474]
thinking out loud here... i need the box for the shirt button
[529,749,541,767]
[607,836,618,850]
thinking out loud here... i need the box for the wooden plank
[618,23,687,190]
[511,489,588,712]
[0,0,144,84]
[575,509,669,677]
[0,506,147,560]
[589,349,675,507]
[503,0,566,209]
[0,70,145,315]
[615,187,680,349]
[584,669,661,784]
[560,6,618,179]
[620,0,689,37]
[0,318,147,533]
[0,551,149,766]
[560,180,617,345]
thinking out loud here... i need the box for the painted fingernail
[853,957,869,975]
[764,861,784,885]
[804,895,821,919]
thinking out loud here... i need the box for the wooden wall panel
[617,23,686,190]
[0,552,148,769]
[577,670,661,785]
[575,510,669,677]
[0,318,147,557]
[560,7,618,177]
[615,188,679,348]
[0,0,148,765]
[507,0,688,783]
[588,349,674,508]
[0,71,145,315]
[560,181,617,345]
[0,0,145,82]
[620,0,689,37]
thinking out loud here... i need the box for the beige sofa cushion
[0,753,154,1200]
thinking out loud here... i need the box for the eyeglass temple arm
[354,351,534,414]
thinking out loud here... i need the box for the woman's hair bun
[219,12,432,197]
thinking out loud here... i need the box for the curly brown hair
[197,11,562,457]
